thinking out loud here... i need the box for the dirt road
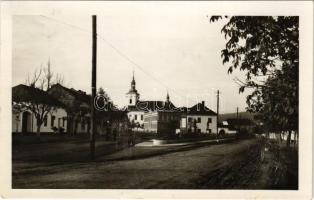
[12,138,297,189]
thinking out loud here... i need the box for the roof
[12,84,64,107]
[187,102,217,116]
[48,83,91,104]
[126,88,139,95]
[128,100,177,112]
[219,111,257,122]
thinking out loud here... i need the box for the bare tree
[26,67,43,88]
[17,59,65,138]
[55,73,64,85]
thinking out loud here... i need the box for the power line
[40,15,91,34]
[96,35,193,101]
[39,15,197,104]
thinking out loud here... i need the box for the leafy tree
[210,16,298,146]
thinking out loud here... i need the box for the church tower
[126,72,140,107]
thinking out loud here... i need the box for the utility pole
[216,90,219,138]
[236,107,239,139]
[90,15,97,160]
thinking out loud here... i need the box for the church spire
[131,71,136,91]
[166,91,170,103]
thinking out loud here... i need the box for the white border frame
[0,1,312,199]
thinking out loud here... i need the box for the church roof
[126,88,139,95]
[128,100,176,112]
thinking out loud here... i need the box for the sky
[12,5,251,113]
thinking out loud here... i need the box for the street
[12,138,297,189]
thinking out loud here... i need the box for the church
[125,73,180,134]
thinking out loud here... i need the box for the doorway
[22,112,31,133]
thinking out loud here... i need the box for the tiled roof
[49,83,91,104]
[187,102,217,116]
[12,84,64,107]
[128,100,177,112]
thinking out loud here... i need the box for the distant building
[142,98,180,134]
[180,101,217,134]
[12,84,67,134]
[125,73,218,135]
[125,73,181,134]
[48,83,91,134]
[125,73,144,127]
[48,83,128,137]
[218,112,257,135]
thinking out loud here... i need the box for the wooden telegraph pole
[90,15,97,160]
[236,107,239,139]
[216,90,219,138]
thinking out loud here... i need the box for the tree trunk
[286,130,291,147]
[36,117,42,138]
[36,125,41,138]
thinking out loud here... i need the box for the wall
[182,115,217,134]
[126,93,139,106]
[143,112,158,133]
[12,108,67,133]
[128,111,145,126]
[157,111,181,135]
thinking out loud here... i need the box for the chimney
[202,101,205,108]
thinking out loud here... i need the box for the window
[208,129,212,133]
[188,117,192,122]
[197,129,201,133]
[43,115,48,127]
[51,116,55,127]
[197,117,201,123]
[130,99,132,104]
[58,118,61,128]
[141,115,143,120]
[135,114,137,120]
[208,118,212,123]
[62,118,66,127]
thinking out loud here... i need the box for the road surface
[12,138,296,189]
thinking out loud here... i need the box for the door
[22,112,30,133]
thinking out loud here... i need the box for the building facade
[12,84,67,134]
[12,108,67,134]
[180,101,217,134]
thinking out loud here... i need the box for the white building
[125,73,145,127]
[180,101,217,134]
[12,84,68,134]
[12,108,67,133]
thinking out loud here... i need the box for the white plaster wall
[143,112,158,132]
[186,115,217,134]
[128,111,145,125]
[12,108,67,133]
